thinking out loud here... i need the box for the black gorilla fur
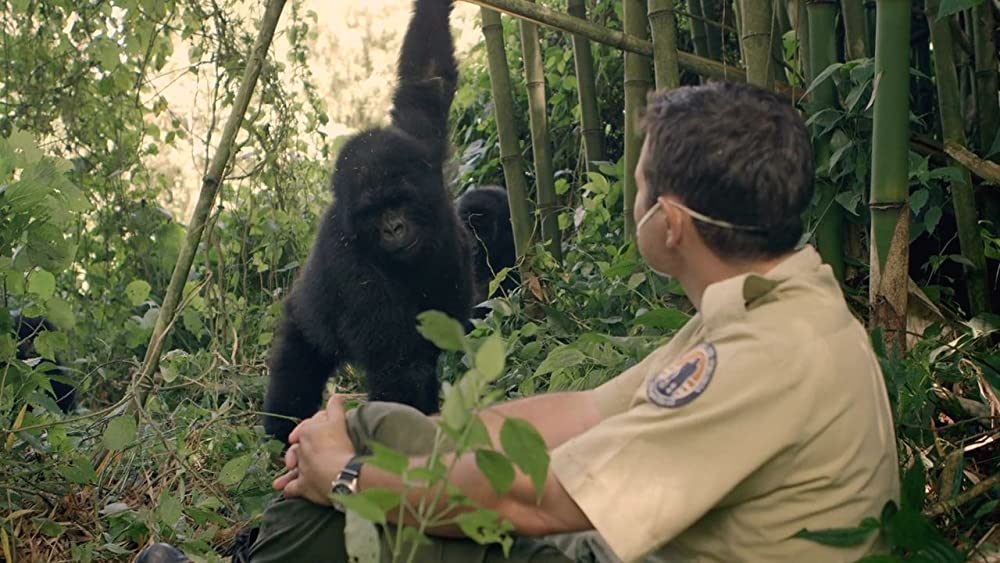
[456,186,517,307]
[263,0,474,443]
[12,315,76,413]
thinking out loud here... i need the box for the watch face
[332,483,353,497]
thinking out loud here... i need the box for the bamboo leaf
[937,0,984,18]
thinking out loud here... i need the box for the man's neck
[679,249,792,311]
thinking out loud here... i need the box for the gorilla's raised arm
[390,0,457,153]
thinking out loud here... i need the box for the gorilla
[263,0,474,443]
[10,315,76,413]
[456,185,518,308]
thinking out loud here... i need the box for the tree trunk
[808,0,845,282]
[138,0,288,388]
[926,0,991,315]
[624,0,654,240]
[567,0,606,168]
[481,8,535,261]
[648,0,681,89]
[520,5,562,261]
[869,0,912,351]
[840,0,870,59]
[971,4,999,157]
[740,0,776,86]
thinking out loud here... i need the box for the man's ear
[658,195,685,247]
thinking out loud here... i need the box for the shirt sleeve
[551,336,803,562]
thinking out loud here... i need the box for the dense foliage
[0,0,997,561]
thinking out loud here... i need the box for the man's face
[634,139,674,275]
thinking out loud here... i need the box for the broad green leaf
[125,280,151,306]
[416,310,465,351]
[500,418,549,498]
[937,0,984,18]
[157,491,183,526]
[34,331,67,361]
[924,206,942,235]
[910,189,929,214]
[453,510,512,546]
[219,454,254,486]
[44,297,75,330]
[365,442,409,475]
[27,270,56,299]
[103,416,138,450]
[356,487,402,513]
[475,335,505,382]
[632,308,690,330]
[475,450,515,496]
[335,491,387,524]
[533,346,587,377]
[25,223,74,271]
[59,458,97,485]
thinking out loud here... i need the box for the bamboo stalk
[840,0,870,59]
[789,0,811,79]
[624,0,654,240]
[869,0,911,350]
[740,0,776,86]
[972,4,999,157]
[481,8,535,260]
[459,0,743,81]
[690,0,712,57]
[700,0,725,59]
[138,0,287,389]
[927,0,991,315]
[648,0,681,89]
[567,0,606,167]
[808,0,845,282]
[945,141,1000,185]
[519,5,562,261]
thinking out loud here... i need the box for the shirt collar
[699,245,824,328]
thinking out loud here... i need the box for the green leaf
[219,454,254,486]
[125,280,151,306]
[910,188,929,214]
[937,0,984,19]
[356,487,402,513]
[25,222,74,272]
[632,308,690,330]
[900,463,926,510]
[27,270,56,299]
[59,458,98,485]
[44,297,75,330]
[475,335,505,382]
[34,330,67,361]
[803,62,843,99]
[533,346,587,377]
[793,522,879,546]
[416,310,465,351]
[157,490,183,526]
[500,418,549,498]
[103,416,138,450]
[924,206,942,235]
[365,442,409,475]
[475,450,515,496]
[335,491,387,524]
[453,510,513,545]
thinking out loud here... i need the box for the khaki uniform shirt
[551,246,900,562]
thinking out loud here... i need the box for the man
[141,82,900,562]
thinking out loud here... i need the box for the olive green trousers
[248,402,610,563]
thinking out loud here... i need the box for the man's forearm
[478,390,604,449]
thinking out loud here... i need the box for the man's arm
[359,390,603,537]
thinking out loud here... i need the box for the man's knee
[249,497,347,563]
[347,401,440,455]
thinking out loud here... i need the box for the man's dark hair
[640,81,814,260]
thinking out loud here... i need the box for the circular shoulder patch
[647,343,717,408]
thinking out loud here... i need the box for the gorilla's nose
[382,218,407,240]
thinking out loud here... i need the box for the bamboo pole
[971,5,999,157]
[926,0,991,315]
[840,0,870,59]
[519,4,562,261]
[690,0,712,57]
[701,0,725,59]
[740,0,776,86]
[789,0,811,79]
[648,0,681,89]
[808,0,845,282]
[624,0,654,240]
[138,0,287,389]
[481,8,535,260]
[459,0,743,81]
[869,0,911,350]
[567,0,606,167]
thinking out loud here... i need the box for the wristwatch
[330,454,365,512]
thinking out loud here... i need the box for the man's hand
[273,395,356,506]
